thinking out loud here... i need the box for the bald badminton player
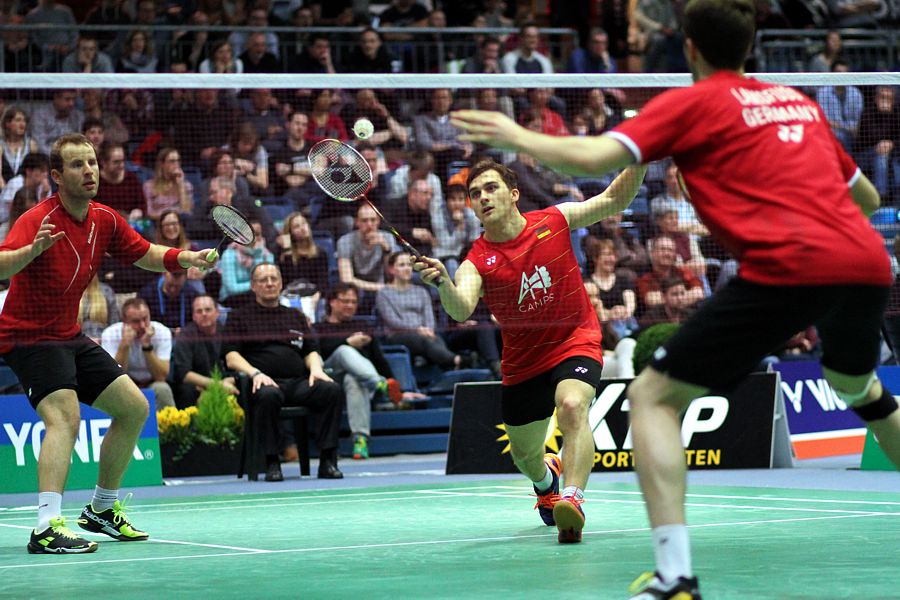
[451,0,900,597]
[0,133,216,555]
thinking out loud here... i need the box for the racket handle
[199,247,220,273]
[405,245,443,286]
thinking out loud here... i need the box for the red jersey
[609,71,891,287]
[465,207,602,385]
[0,194,150,351]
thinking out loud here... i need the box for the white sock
[37,492,62,532]
[561,485,584,501]
[532,466,554,493]
[652,524,692,583]
[91,485,119,512]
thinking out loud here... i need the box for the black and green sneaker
[27,516,98,554]
[628,571,702,600]
[79,494,149,541]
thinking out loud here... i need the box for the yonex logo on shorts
[574,366,588,374]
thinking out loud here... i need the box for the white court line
[0,523,270,553]
[0,512,885,571]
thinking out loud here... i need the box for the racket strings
[309,140,371,201]
[211,206,255,245]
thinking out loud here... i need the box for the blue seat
[871,207,900,240]
[381,345,420,393]
[313,231,338,289]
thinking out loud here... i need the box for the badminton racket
[204,204,256,266]
[308,139,442,284]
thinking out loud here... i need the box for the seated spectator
[337,204,399,312]
[106,88,155,141]
[339,89,408,155]
[143,147,193,221]
[268,111,312,197]
[226,121,270,195]
[155,209,207,292]
[100,297,175,411]
[585,213,650,275]
[567,27,617,74]
[201,149,252,203]
[0,152,50,226]
[98,142,144,220]
[638,276,694,329]
[289,32,337,74]
[815,60,863,153]
[241,88,284,146]
[652,200,707,283]
[501,22,554,74]
[77,274,119,344]
[827,0,888,28]
[305,89,348,145]
[171,295,236,408]
[585,238,639,339]
[199,39,243,74]
[431,177,481,278]
[387,149,443,206]
[808,30,843,72]
[444,298,502,378]
[383,178,436,257]
[470,88,516,164]
[85,0,134,55]
[461,36,503,74]
[649,163,708,237]
[636,235,705,313]
[583,282,637,379]
[239,31,281,74]
[181,88,239,167]
[1,107,39,185]
[315,142,381,238]
[219,220,274,305]
[341,27,397,74]
[278,212,329,300]
[314,283,417,459]
[138,270,201,334]
[31,90,83,154]
[25,0,77,71]
[413,88,472,185]
[522,88,569,137]
[61,34,114,73]
[229,7,280,59]
[632,0,685,73]
[509,150,583,214]
[82,117,106,150]
[80,89,129,146]
[117,29,158,73]
[1,15,43,73]
[0,186,42,241]
[376,252,462,369]
[581,88,622,134]
[223,262,344,481]
[855,86,900,202]
[190,175,278,252]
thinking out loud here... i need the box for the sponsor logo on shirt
[486,255,496,266]
[517,265,554,312]
[87,221,96,245]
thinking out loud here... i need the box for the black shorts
[501,356,604,426]
[650,278,890,390]
[2,334,125,409]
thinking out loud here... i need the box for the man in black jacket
[223,263,344,481]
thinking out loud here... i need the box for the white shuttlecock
[353,118,375,140]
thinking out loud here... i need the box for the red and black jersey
[0,193,150,351]
[465,207,603,385]
[610,71,891,287]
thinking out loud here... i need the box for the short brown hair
[50,133,95,173]
[466,159,518,193]
[682,0,756,70]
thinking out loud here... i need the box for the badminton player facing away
[0,134,216,555]
[415,159,647,543]
[452,0,900,597]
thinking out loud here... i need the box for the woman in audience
[585,237,639,339]
[226,121,269,195]
[278,212,329,295]
[199,39,243,74]
[0,186,40,240]
[78,274,120,344]
[143,147,194,221]
[205,148,251,201]
[0,106,39,186]
[117,29,158,73]
[156,209,207,294]
[305,89,348,145]
[219,219,273,305]
[376,252,462,370]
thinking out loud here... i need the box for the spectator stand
[754,29,898,73]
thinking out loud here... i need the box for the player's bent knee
[555,395,588,424]
[852,385,899,422]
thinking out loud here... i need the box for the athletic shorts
[501,356,604,426]
[2,334,125,409]
[650,278,890,390]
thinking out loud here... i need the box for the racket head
[210,204,255,246]
[308,139,373,202]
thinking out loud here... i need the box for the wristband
[142,344,154,352]
[163,247,186,273]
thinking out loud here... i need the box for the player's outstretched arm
[134,244,219,272]
[414,257,482,322]
[0,215,65,279]
[557,165,649,230]
[851,172,880,217]
[451,110,636,176]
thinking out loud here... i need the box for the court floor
[1,461,898,600]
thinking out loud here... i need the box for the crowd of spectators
[0,1,898,462]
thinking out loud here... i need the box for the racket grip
[200,249,219,273]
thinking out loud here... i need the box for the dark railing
[754,28,899,72]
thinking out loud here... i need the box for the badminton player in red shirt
[452,0,900,597]
[415,159,646,544]
[0,133,216,555]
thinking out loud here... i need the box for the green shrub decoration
[632,323,682,375]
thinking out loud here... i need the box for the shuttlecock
[353,118,374,140]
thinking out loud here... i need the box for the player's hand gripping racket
[203,204,256,269]
[308,139,442,285]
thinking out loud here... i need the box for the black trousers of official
[254,378,343,456]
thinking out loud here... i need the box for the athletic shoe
[28,516,98,554]
[552,495,585,543]
[627,571,702,599]
[78,494,149,541]
[532,453,562,526]
[376,378,403,406]
[352,435,369,459]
